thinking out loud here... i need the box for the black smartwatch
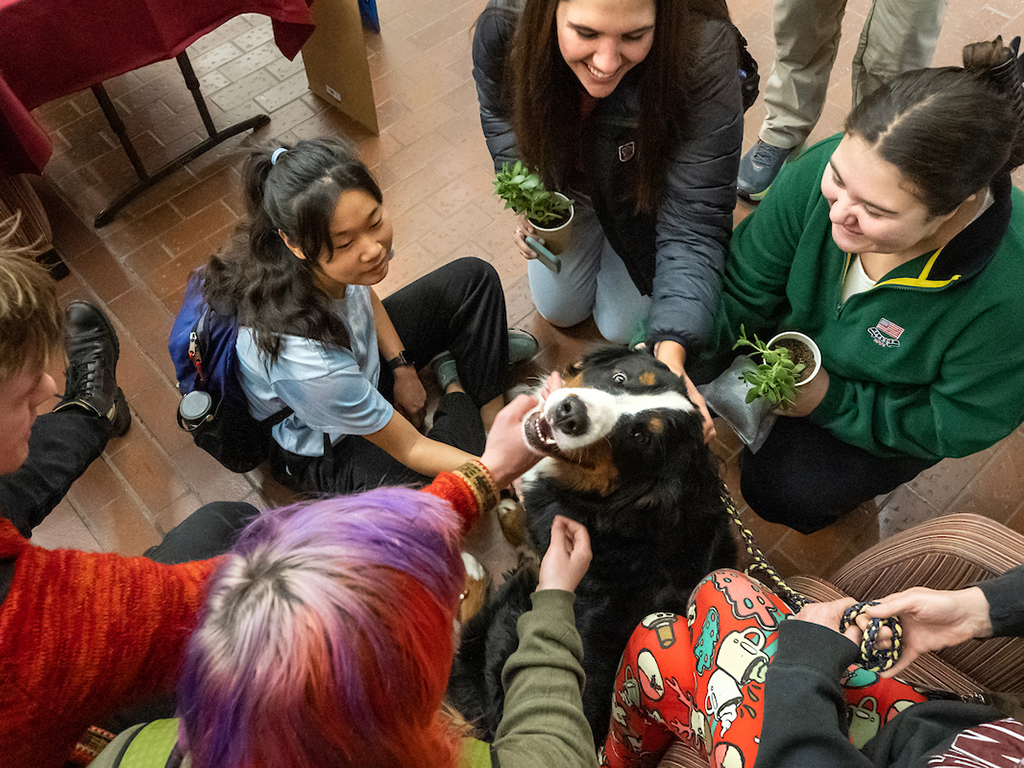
[386,351,414,370]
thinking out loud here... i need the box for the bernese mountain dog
[448,345,736,745]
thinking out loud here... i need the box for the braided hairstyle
[845,36,1024,216]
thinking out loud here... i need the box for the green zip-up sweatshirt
[702,134,1024,461]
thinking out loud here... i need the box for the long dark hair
[202,138,383,363]
[845,38,1024,216]
[506,0,730,216]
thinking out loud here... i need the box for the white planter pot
[529,193,574,255]
[767,331,821,388]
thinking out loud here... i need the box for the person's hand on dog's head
[479,392,545,490]
[537,515,592,594]
[652,340,716,443]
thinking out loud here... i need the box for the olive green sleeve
[491,589,599,768]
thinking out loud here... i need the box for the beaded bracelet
[453,459,499,512]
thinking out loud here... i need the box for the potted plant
[732,325,822,410]
[494,160,575,255]
[696,325,822,452]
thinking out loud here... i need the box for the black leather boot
[52,301,131,436]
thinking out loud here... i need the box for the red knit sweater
[0,473,480,768]
[0,517,220,768]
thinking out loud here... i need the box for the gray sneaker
[738,140,795,202]
[434,351,459,391]
[507,328,539,365]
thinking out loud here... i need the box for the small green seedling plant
[733,325,806,409]
[493,160,574,226]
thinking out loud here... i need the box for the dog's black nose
[549,395,589,436]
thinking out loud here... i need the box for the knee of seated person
[741,475,836,535]
[535,302,594,330]
[593,311,638,346]
[451,256,499,286]
[691,568,748,607]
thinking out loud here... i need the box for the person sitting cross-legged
[0,215,258,768]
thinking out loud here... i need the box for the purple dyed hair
[177,487,467,768]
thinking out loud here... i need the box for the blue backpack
[168,272,291,473]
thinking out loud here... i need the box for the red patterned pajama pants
[601,569,928,768]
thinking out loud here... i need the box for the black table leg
[91,50,270,227]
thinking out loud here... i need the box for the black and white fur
[448,345,735,745]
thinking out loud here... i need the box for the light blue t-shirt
[236,284,394,457]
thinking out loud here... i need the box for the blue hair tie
[271,147,287,166]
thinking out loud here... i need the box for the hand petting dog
[538,516,592,594]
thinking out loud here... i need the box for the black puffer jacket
[472,0,743,351]
[753,566,1024,768]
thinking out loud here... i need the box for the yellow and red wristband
[452,459,499,513]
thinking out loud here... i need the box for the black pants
[739,416,936,534]
[0,401,256,550]
[270,257,506,496]
[690,354,936,534]
[0,407,112,538]
[143,499,256,563]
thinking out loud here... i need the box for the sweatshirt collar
[921,173,1013,283]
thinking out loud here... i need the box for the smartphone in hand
[525,236,561,274]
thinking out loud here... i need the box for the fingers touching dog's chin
[523,411,560,455]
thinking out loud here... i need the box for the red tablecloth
[0,0,313,174]
[0,74,51,176]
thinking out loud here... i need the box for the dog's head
[523,345,705,496]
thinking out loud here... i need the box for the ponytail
[202,138,386,362]
[963,35,1024,175]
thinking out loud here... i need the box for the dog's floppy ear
[565,341,625,380]
[561,357,587,388]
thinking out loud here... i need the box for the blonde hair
[0,213,61,386]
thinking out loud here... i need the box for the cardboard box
[301,0,378,134]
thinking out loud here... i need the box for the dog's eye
[631,426,649,444]
[612,371,627,384]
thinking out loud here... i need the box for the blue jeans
[527,194,651,345]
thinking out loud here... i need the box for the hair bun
[962,36,1010,71]
[964,35,1024,125]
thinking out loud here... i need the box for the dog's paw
[459,552,490,625]
[497,497,530,548]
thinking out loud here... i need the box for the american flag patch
[876,318,904,339]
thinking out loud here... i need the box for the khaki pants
[759,0,948,148]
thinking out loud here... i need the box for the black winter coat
[472,0,744,351]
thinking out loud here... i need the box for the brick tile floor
[16,0,1024,585]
